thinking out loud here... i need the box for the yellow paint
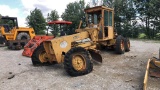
[72,54,86,71]
[0,26,35,40]
[42,6,118,64]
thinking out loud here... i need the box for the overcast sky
[0,0,90,26]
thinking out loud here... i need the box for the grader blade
[143,57,160,90]
[89,50,102,63]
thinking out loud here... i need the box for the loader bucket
[143,57,160,90]
[89,50,102,63]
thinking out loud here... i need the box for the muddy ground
[0,40,160,90]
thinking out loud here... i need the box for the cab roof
[84,6,114,13]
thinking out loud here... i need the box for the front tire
[115,35,125,54]
[64,47,93,76]
[31,45,50,66]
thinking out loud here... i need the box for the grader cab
[31,6,130,76]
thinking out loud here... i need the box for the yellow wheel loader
[143,51,160,90]
[31,6,130,76]
[0,16,35,49]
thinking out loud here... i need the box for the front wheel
[31,44,51,66]
[115,35,125,54]
[64,47,93,76]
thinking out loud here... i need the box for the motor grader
[143,51,160,90]
[0,16,35,49]
[31,6,130,76]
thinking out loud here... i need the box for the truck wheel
[115,36,125,54]
[0,36,5,44]
[124,38,130,52]
[16,32,30,40]
[64,47,93,76]
[31,45,50,66]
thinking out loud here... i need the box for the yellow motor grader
[31,6,130,76]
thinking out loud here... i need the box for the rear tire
[64,47,93,76]
[0,36,5,44]
[124,38,130,52]
[115,35,125,54]
[0,36,6,46]
[16,32,30,40]
[31,45,51,66]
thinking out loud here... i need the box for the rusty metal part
[149,58,160,77]
[22,36,54,57]
[88,49,102,63]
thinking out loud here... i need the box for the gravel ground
[0,40,160,90]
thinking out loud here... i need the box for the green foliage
[138,33,147,39]
[155,33,160,39]
[26,8,46,35]
[47,10,59,36]
[101,0,160,39]
[38,30,45,34]
[23,0,160,39]
[61,0,87,35]
[113,0,137,38]
[133,0,160,39]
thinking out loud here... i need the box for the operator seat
[3,24,10,32]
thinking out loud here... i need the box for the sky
[0,0,90,27]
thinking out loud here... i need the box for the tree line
[1,0,160,39]
[26,0,88,36]
[102,0,160,39]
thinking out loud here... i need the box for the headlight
[60,41,68,48]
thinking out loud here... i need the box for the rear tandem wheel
[115,35,125,54]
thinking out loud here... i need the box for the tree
[26,8,46,35]
[103,0,114,8]
[133,0,160,39]
[105,0,136,37]
[47,10,59,36]
[61,0,87,35]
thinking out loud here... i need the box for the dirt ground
[0,39,160,90]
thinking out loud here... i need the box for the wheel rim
[39,51,48,63]
[121,40,124,51]
[127,41,130,49]
[72,54,86,71]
